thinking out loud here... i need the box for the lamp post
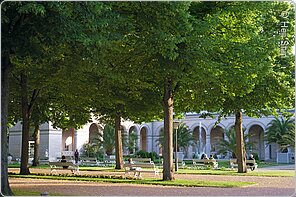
[173,121,180,172]
[199,121,202,154]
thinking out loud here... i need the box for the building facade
[8,113,294,162]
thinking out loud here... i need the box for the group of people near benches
[60,149,79,169]
[200,153,256,168]
[200,153,217,167]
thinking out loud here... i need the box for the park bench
[192,159,218,169]
[104,158,116,166]
[56,156,73,162]
[104,155,116,166]
[229,159,258,171]
[80,157,98,166]
[133,158,153,163]
[49,162,79,174]
[123,163,160,178]
[174,159,186,168]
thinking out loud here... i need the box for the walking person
[74,149,79,164]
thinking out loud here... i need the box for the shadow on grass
[9,172,255,188]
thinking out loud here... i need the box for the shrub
[251,153,259,160]
[148,152,159,161]
[135,150,159,161]
[135,150,148,158]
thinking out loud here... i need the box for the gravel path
[8,167,296,196]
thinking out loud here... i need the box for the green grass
[176,169,295,177]
[12,189,65,196]
[183,160,291,169]
[9,173,255,188]
[11,190,43,196]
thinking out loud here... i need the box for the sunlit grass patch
[11,189,65,196]
[9,173,255,188]
[177,169,294,177]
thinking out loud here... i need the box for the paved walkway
[257,164,295,170]
[8,166,296,196]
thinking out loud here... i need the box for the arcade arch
[89,123,102,144]
[192,126,206,154]
[140,127,148,151]
[248,124,265,160]
[128,126,138,154]
[210,126,224,154]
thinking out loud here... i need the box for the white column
[199,122,202,153]
[205,134,211,156]
[188,145,193,159]
[264,141,270,161]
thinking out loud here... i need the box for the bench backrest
[106,155,115,159]
[105,159,116,162]
[230,159,256,164]
[193,159,217,163]
[246,159,256,164]
[123,163,155,169]
[81,157,97,162]
[133,158,152,163]
[49,162,74,166]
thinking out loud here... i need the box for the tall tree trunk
[20,73,31,175]
[32,122,40,166]
[71,127,75,151]
[115,114,123,169]
[235,111,247,173]
[1,53,13,195]
[162,78,174,180]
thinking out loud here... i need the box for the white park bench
[123,163,160,178]
[49,162,79,174]
[132,158,153,163]
[192,159,218,169]
[80,157,98,166]
[229,159,258,171]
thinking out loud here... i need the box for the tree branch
[28,89,40,113]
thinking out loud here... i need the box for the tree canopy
[2,2,295,193]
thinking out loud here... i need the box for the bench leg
[50,169,57,174]
[133,171,140,178]
[137,172,142,178]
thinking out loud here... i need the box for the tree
[157,122,194,154]
[185,1,294,173]
[3,1,111,175]
[82,142,103,158]
[102,124,116,155]
[110,1,197,180]
[124,130,138,155]
[88,2,164,169]
[265,116,295,152]
[217,128,255,158]
[1,48,13,196]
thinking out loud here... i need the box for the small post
[173,121,180,172]
[40,192,49,196]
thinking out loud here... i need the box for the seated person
[201,154,209,164]
[128,158,136,170]
[201,154,209,160]
[128,158,141,171]
[248,154,255,163]
[208,155,217,167]
[247,154,256,170]
[61,155,68,169]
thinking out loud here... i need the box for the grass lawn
[12,189,65,196]
[9,166,294,177]
[9,173,255,188]
[176,169,295,177]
